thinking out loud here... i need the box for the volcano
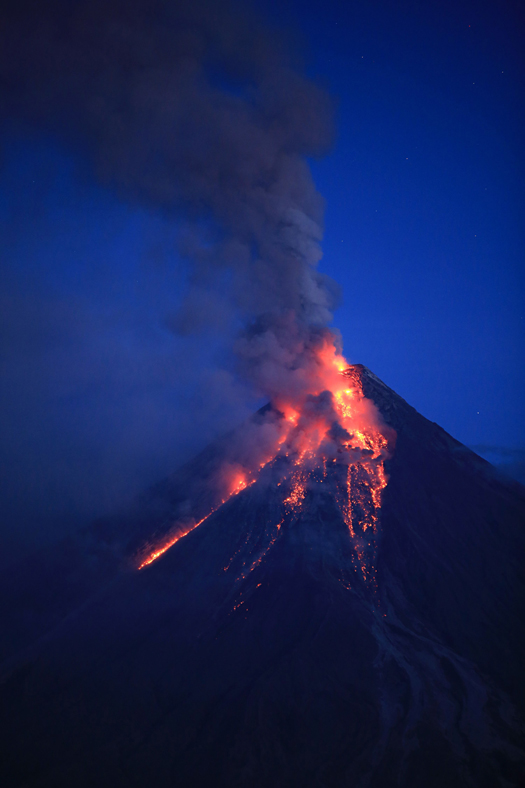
[1,365,524,788]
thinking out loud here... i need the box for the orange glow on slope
[236,518,283,581]
[137,516,211,569]
[137,335,393,580]
[229,474,248,496]
[137,476,258,569]
[275,339,391,543]
[284,469,308,513]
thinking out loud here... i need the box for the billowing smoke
[0,0,337,405]
[1,0,377,565]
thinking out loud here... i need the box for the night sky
[1,0,523,560]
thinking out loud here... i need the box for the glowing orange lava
[236,519,283,581]
[137,517,210,569]
[137,336,393,580]
[137,477,257,569]
[284,469,308,513]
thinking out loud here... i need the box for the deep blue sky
[1,0,523,558]
[262,0,524,447]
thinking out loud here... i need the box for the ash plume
[0,0,337,405]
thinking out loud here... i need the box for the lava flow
[137,337,394,577]
[137,474,256,570]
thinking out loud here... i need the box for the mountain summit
[1,366,524,787]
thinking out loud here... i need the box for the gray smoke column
[0,0,338,403]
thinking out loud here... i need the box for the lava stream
[136,341,393,575]
[137,475,257,569]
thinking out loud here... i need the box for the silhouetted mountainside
[0,405,274,662]
[1,366,524,788]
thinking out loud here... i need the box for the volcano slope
[1,366,524,788]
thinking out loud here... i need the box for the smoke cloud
[0,0,354,561]
[1,0,337,403]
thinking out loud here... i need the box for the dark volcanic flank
[0,366,524,788]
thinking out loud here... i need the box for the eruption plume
[1,0,394,569]
[0,0,335,365]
